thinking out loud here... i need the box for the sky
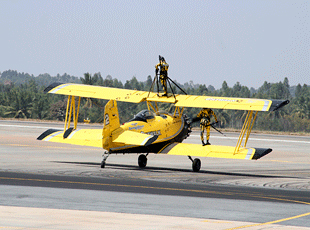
[0,0,309,89]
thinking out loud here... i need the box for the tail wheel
[138,154,147,168]
[192,158,201,172]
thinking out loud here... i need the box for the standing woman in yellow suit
[196,108,218,146]
[155,55,169,96]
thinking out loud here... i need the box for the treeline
[0,70,309,133]
[0,70,80,86]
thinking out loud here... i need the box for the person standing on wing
[196,108,218,146]
[155,55,169,96]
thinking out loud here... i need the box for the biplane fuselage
[110,110,190,154]
[38,82,289,172]
[37,99,190,155]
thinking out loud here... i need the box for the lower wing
[37,129,158,148]
[159,143,271,160]
[37,129,103,148]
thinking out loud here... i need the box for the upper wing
[171,95,289,112]
[44,82,155,103]
[44,83,289,111]
[159,143,272,160]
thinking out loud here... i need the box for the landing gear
[100,161,105,168]
[188,156,201,172]
[101,151,110,168]
[138,154,148,168]
[192,158,201,172]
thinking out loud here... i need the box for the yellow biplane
[37,81,289,172]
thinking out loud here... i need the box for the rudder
[103,100,120,132]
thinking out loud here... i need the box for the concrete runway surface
[0,119,310,229]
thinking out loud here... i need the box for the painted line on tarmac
[1,176,309,206]
[0,227,23,229]
[0,176,236,196]
[0,124,56,129]
[0,123,101,129]
[265,159,310,165]
[2,123,310,144]
[225,211,310,230]
[191,135,310,144]
[0,143,100,151]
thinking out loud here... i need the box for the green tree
[81,73,95,85]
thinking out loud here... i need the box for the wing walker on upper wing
[37,56,290,172]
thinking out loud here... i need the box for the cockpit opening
[128,110,155,122]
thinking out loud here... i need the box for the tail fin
[102,100,120,150]
[103,100,120,132]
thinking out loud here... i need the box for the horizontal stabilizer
[37,128,103,148]
[160,143,271,160]
[112,130,158,146]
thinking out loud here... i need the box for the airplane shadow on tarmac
[53,161,298,179]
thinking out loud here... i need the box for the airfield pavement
[0,119,310,229]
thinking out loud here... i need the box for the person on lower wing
[196,108,218,146]
[155,55,169,96]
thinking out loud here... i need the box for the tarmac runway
[0,119,310,229]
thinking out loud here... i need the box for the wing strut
[147,101,159,113]
[64,95,81,137]
[234,111,258,154]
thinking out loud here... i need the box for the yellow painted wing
[112,130,158,146]
[37,128,158,148]
[160,143,271,160]
[145,91,288,112]
[173,95,273,111]
[45,83,289,111]
[37,128,103,148]
[44,83,156,103]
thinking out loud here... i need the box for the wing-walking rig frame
[146,100,184,119]
[147,74,187,100]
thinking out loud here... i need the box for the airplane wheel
[138,154,147,168]
[192,158,201,172]
[100,161,105,168]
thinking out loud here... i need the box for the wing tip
[37,129,61,140]
[43,82,64,93]
[252,148,272,160]
[270,100,290,111]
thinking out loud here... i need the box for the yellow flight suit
[155,56,169,96]
[197,108,218,145]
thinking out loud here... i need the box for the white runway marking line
[0,124,60,129]
[1,123,310,144]
[190,135,310,144]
